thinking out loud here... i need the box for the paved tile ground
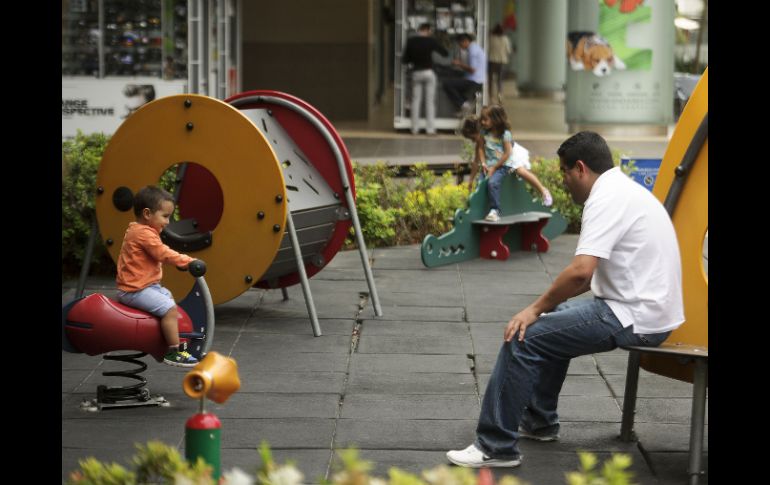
[62,234,707,484]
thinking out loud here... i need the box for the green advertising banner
[565,0,674,126]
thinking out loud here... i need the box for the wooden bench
[471,211,552,260]
[619,343,708,485]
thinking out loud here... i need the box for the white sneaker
[542,189,553,207]
[484,209,500,222]
[460,101,474,117]
[446,444,522,468]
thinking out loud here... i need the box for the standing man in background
[488,23,512,103]
[402,23,449,136]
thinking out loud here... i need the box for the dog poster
[566,0,651,76]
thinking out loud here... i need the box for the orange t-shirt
[116,222,195,292]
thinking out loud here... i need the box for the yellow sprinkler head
[183,351,241,404]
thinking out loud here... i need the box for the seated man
[443,33,486,116]
[446,131,684,468]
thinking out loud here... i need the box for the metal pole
[97,0,105,78]
[252,96,383,316]
[620,350,641,441]
[285,212,322,336]
[76,218,99,299]
[688,358,707,485]
[196,276,216,354]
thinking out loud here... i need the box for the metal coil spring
[96,351,151,404]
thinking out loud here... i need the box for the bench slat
[620,343,708,359]
[472,211,552,226]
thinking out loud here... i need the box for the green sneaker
[163,344,199,368]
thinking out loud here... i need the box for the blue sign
[621,158,662,192]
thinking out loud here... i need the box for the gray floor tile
[240,318,356,335]
[357,335,472,355]
[645,451,708,485]
[219,418,336,449]
[347,372,477,395]
[235,333,352,354]
[231,350,349,373]
[633,422,708,452]
[209,393,340,419]
[359,305,465,321]
[340,394,479,419]
[350,353,471,374]
[238,371,347,394]
[335,419,477,450]
[359,320,468,337]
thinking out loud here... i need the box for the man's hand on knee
[505,307,539,342]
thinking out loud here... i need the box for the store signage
[565,0,674,125]
[62,78,186,139]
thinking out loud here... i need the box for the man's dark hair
[133,185,174,216]
[418,22,432,32]
[457,33,474,43]
[557,131,614,174]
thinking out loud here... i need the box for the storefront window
[62,0,101,76]
[62,0,188,79]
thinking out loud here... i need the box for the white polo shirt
[576,167,684,334]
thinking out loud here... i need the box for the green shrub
[350,162,470,248]
[61,132,184,277]
[401,170,469,242]
[566,452,636,485]
[67,441,635,485]
[67,441,212,485]
[62,131,114,276]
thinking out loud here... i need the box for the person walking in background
[488,24,512,103]
[446,131,683,468]
[443,33,486,117]
[402,23,449,135]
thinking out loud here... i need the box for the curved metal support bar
[195,275,216,353]
[286,211,322,336]
[663,113,708,217]
[248,95,383,317]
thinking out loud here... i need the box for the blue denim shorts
[116,283,175,317]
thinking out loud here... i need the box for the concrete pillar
[565,0,675,136]
[516,0,566,96]
[515,0,532,89]
[525,0,566,95]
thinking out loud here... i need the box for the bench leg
[478,225,511,260]
[520,219,550,252]
[688,358,708,485]
[620,351,641,441]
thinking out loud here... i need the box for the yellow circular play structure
[95,94,287,305]
[644,68,708,383]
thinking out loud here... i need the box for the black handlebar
[188,259,207,277]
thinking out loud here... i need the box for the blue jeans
[485,166,512,211]
[474,298,670,459]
